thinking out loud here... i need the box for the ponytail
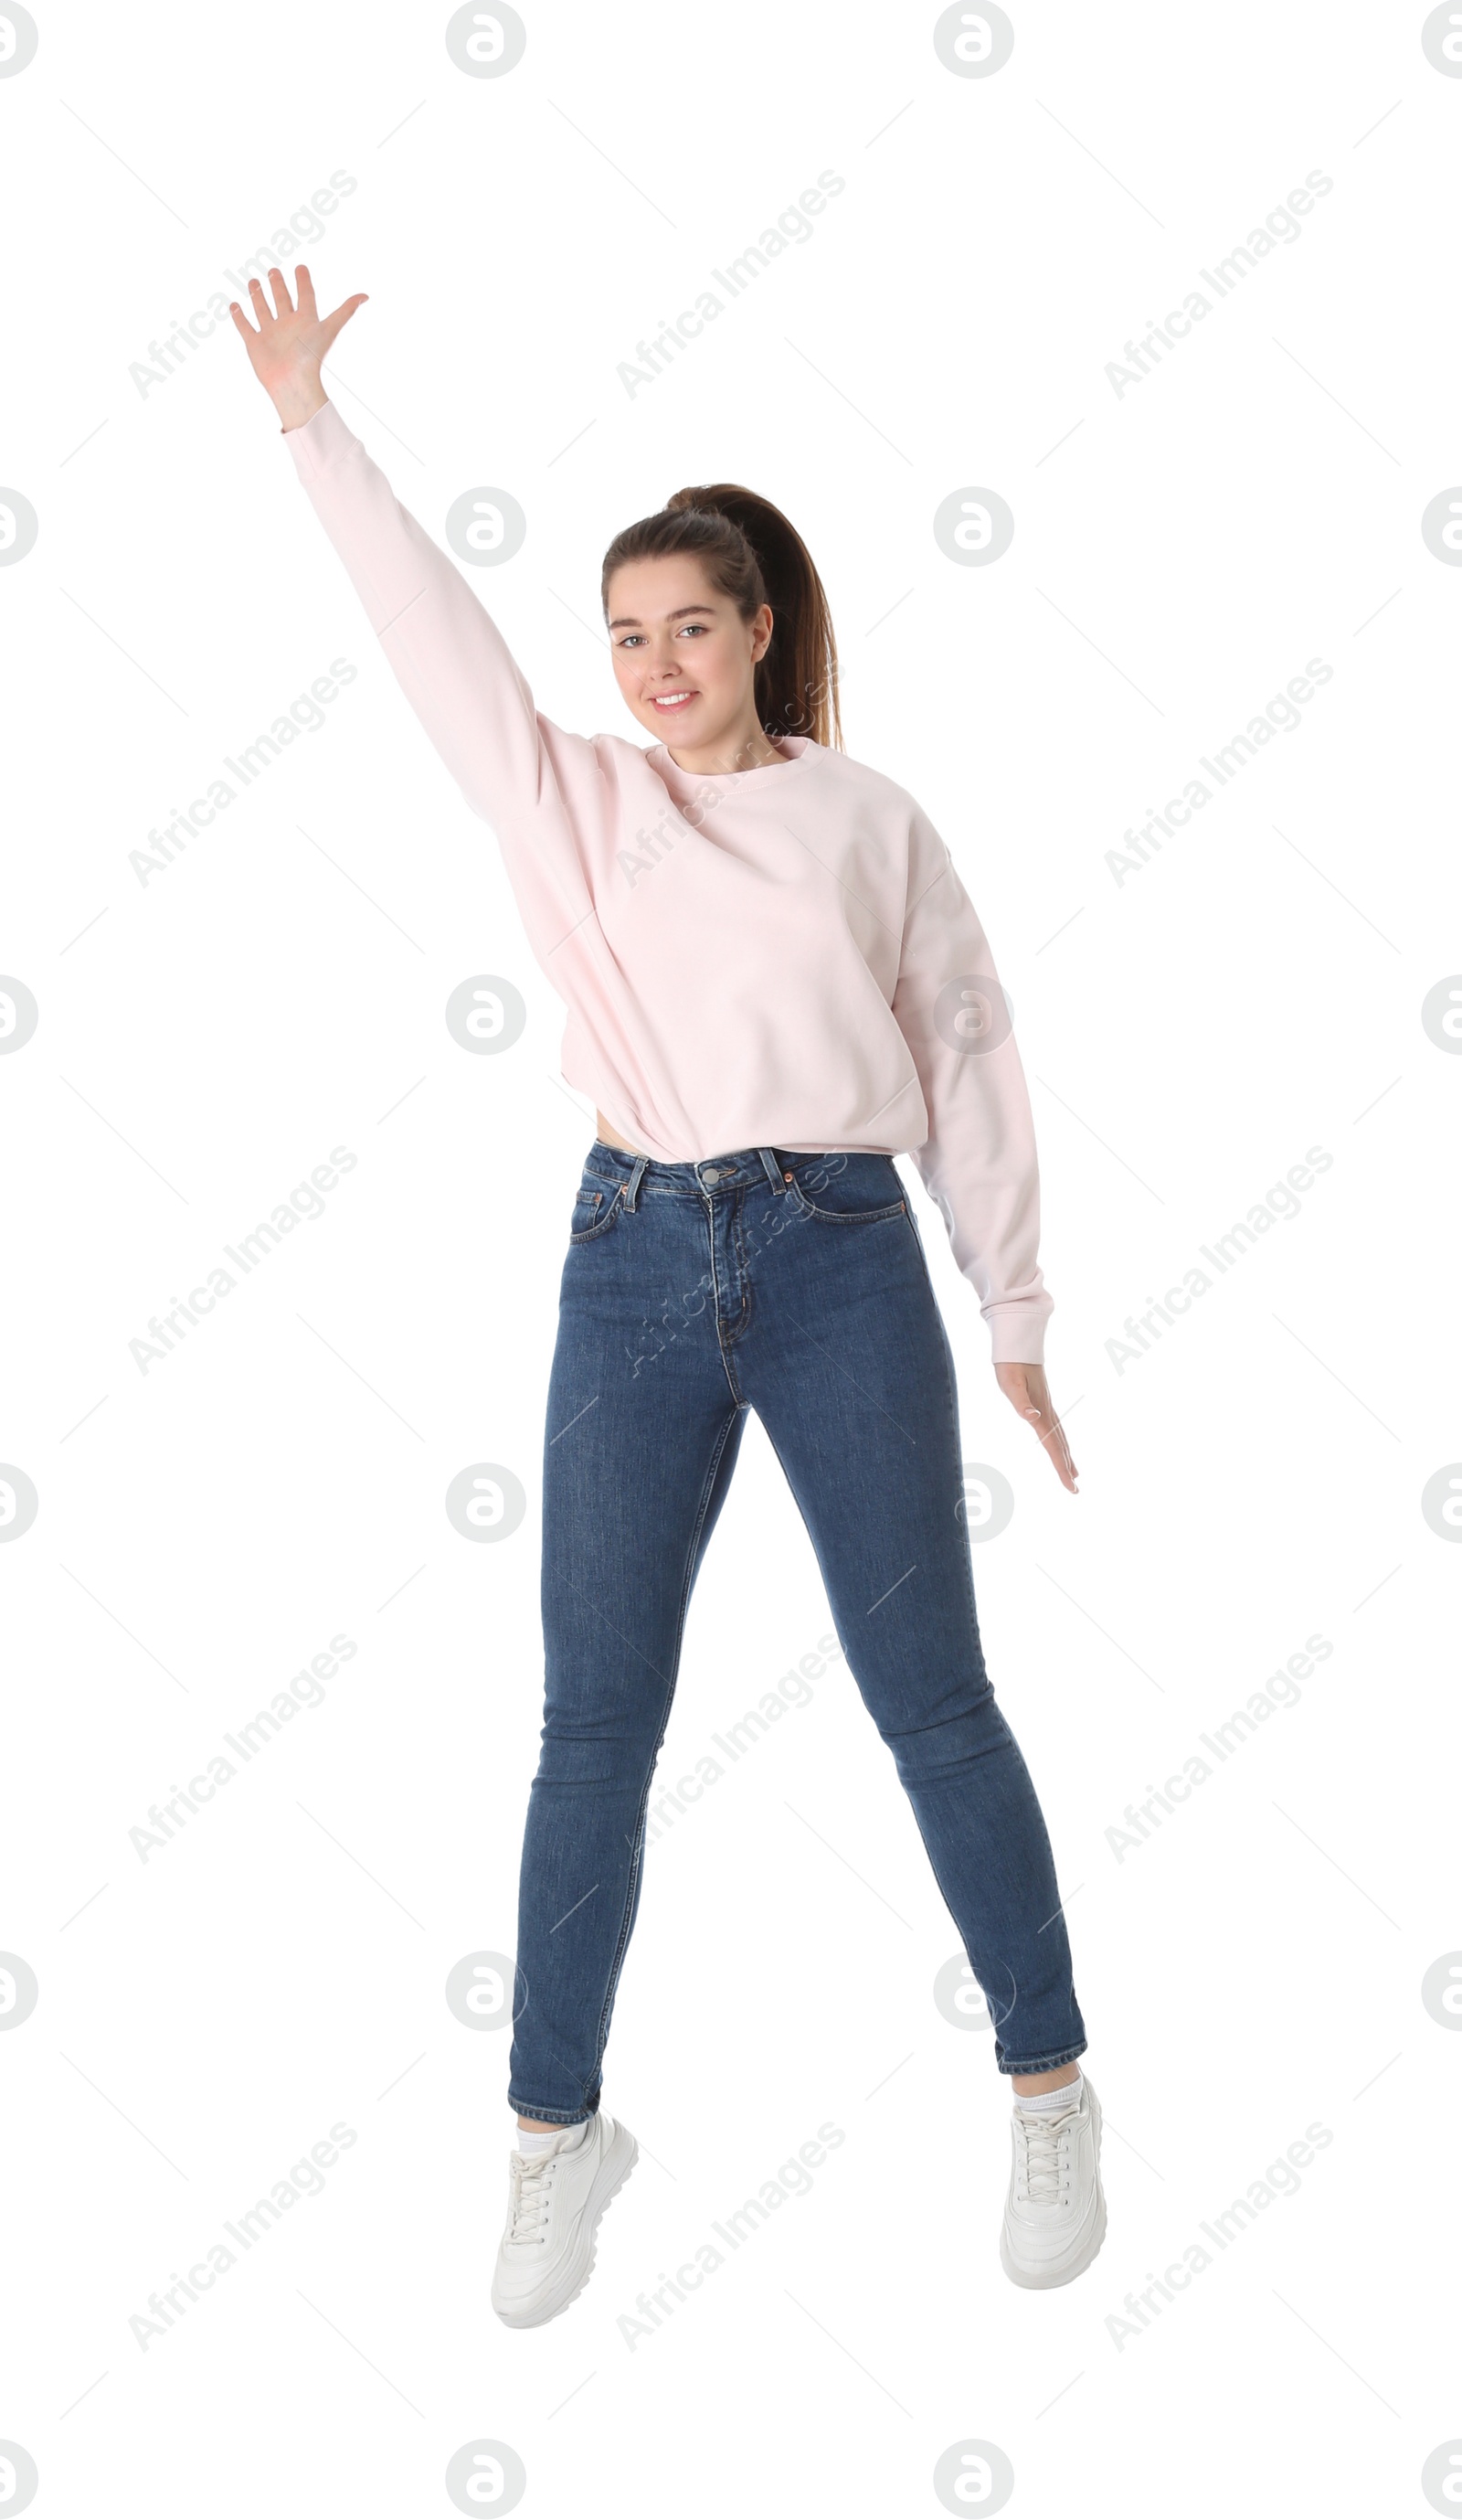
[601,484,842,750]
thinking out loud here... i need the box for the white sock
[515,2118,588,2156]
[1012,2069,1084,2115]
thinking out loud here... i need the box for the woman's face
[606,553,772,750]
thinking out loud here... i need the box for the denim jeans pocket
[782,1153,906,1226]
[568,1179,622,1244]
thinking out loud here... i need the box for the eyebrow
[606,603,717,631]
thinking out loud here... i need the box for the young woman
[232,265,1105,2324]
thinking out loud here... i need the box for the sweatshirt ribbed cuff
[281,396,353,478]
[984,1306,1050,1368]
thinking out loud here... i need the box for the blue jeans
[507,1141,1086,2121]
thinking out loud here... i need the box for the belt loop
[757,1145,786,1194]
[622,1153,650,1210]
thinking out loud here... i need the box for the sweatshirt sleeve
[280,397,596,846]
[890,810,1054,1366]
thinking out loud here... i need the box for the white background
[2,2,1459,2514]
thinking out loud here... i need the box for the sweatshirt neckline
[649,733,814,799]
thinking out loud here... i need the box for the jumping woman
[231,265,1106,2325]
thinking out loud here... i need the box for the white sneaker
[491,2111,639,2329]
[1000,2078,1106,2289]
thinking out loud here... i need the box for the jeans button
[702,1165,720,1185]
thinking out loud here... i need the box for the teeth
[654,692,694,705]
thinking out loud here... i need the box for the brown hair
[601,484,842,750]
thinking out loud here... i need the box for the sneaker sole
[493,2120,640,2330]
[999,2087,1107,2291]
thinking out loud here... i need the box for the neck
[664,718,788,777]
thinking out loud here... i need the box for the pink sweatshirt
[284,399,1054,1364]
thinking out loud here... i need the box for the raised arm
[229,264,592,843]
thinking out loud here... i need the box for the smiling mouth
[650,690,698,710]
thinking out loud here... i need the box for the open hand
[994,1361,1078,1493]
[228,263,367,431]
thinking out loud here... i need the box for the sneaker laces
[506,2146,562,2243]
[1013,2098,1080,2204]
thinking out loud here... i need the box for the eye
[615,633,646,648]
[678,622,709,635]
